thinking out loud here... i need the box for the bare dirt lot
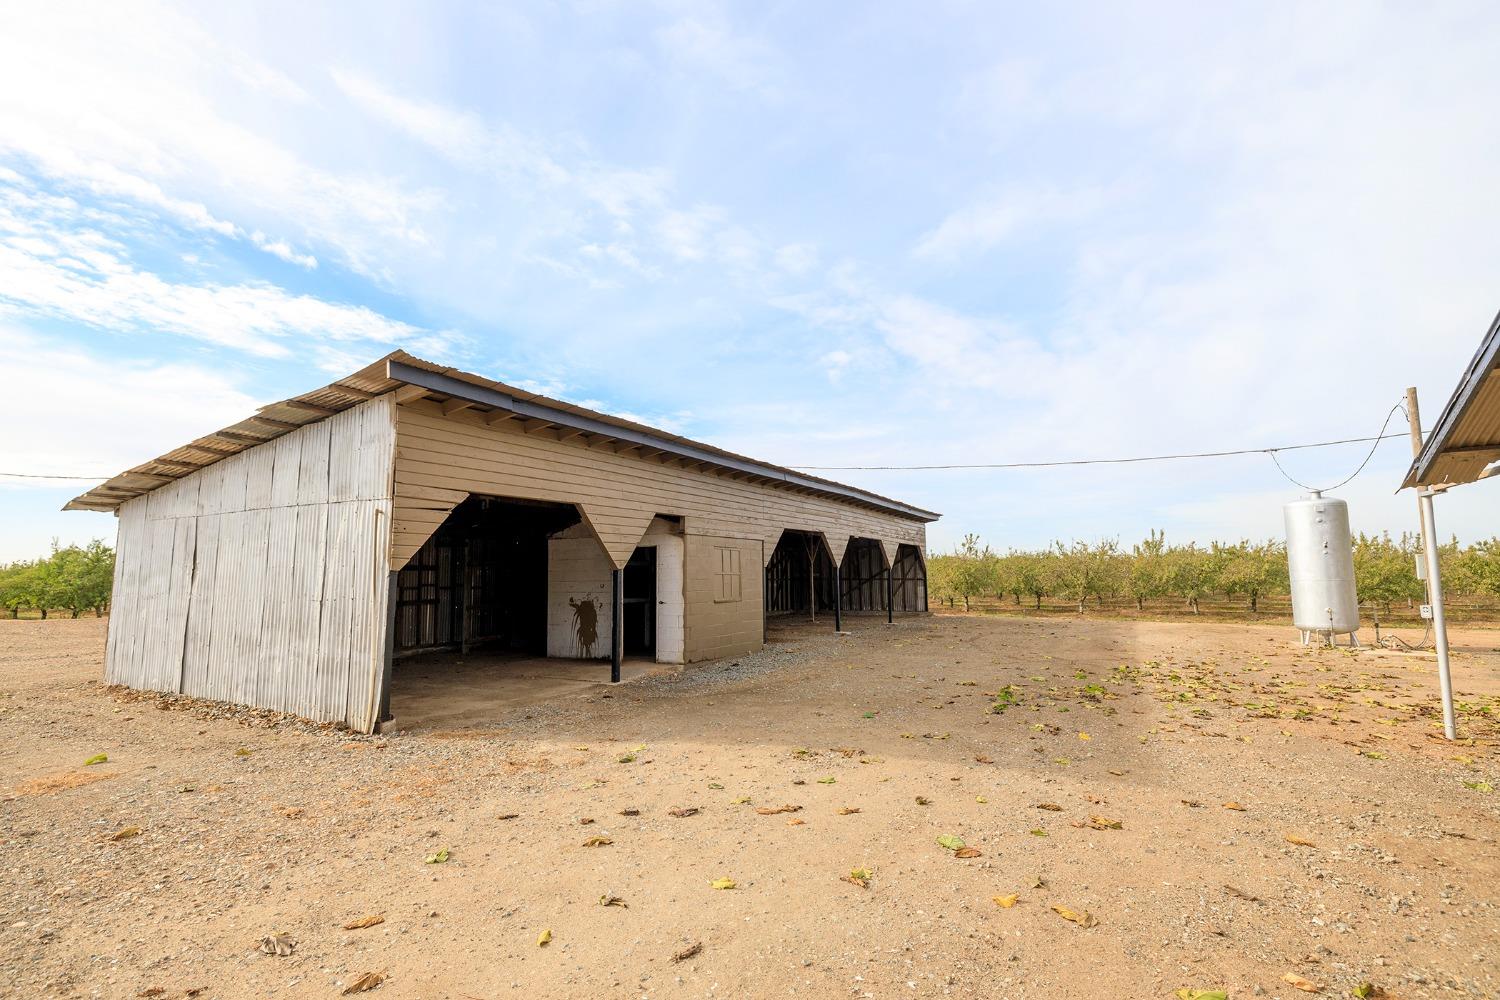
[3,613,1498,1000]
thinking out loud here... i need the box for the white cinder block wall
[545,516,685,663]
[641,518,685,664]
[546,522,614,659]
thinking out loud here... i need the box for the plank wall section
[390,400,928,572]
[105,397,395,732]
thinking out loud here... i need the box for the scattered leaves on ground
[953,846,982,858]
[842,868,873,888]
[668,807,700,818]
[599,894,627,908]
[109,826,141,841]
[343,915,385,930]
[1050,904,1099,928]
[341,971,385,995]
[711,877,737,890]
[537,929,552,947]
[1282,971,1322,992]
[672,942,702,963]
[992,893,1020,908]
[258,933,295,957]
[83,753,108,766]
[424,848,450,864]
[756,804,801,815]
[837,806,861,815]
[582,836,613,847]
[1284,835,1317,848]
[936,834,965,851]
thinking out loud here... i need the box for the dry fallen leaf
[1284,835,1317,848]
[537,929,552,947]
[582,836,613,847]
[341,971,385,995]
[1050,904,1099,928]
[259,933,295,957]
[992,894,1019,908]
[1036,802,1063,811]
[343,915,385,930]
[756,804,802,815]
[672,941,702,963]
[842,867,873,888]
[711,877,737,890]
[1281,972,1322,993]
[668,807,700,818]
[599,894,628,908]
[1174,990,1228,1000]
[954,846,983,858]
[1223,885,1259,901]
[1087,815,1122,830]
[110,826,142,841]
[837,807,861,815]
[1222,802,1247,811]
[786,818,805,826]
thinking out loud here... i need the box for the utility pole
[1406,386,1458,740]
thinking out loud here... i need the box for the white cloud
[0,184,434,359]
[0,327,260,482]
[251,231,318,270]
[913,185,1112,260]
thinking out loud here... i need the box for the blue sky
[2,1,1498,563]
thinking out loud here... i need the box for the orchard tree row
[0,540,115,619]
[927,531,1500,617]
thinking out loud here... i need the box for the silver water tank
[1284,492,1359,637]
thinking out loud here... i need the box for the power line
[2,420,1411,485]
[1267,404,1404,493]
[792,431,1407,471]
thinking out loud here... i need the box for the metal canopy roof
[65,351,940,523]
[1402,308,1500,489]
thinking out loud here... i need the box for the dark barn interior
[393,495,580,657]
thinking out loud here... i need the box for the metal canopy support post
[833,561,843,633]
[886,560,894,625]
[610,567,624,683]
[1417,489,1458,740]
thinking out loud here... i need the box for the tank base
[1299,628,1361,649]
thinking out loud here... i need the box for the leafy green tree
[1128,530,1171,611]
[1165,543,1214,614]
[1053,538,1121,612]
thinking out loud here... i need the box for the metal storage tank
[1283,491,1360,645]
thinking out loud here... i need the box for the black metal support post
[886,562,894,624]
[833,562,843,632]
[611,567,624,683]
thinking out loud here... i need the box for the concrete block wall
[639,518,685,663]
[546,522,613,659]
[683,534,764,663]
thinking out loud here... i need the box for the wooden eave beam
[484,410,519,426]
[441,399,475,416]
[248,415,302,431]
[282,399,340,416]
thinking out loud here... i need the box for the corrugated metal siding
[104,396,395,732]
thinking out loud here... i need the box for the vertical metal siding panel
[317,502,354,722]
[181,514,220,698]
[270,431,303,508]
[232,508,271,707]
[160,516,196,693]
[297,420,332,506]
[106,498,147,686]
[290,503,328,719]
[259,506,298,713]
[243,442,276,511]
[204,509,244,704]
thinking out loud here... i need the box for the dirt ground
[2,613,1497,1000]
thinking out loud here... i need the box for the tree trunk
[1190,597,1199,615]
[963,595,970,611]
[1077,598,1085,613]
[1250,593,1258,613]
[71,609,80,619]
[39,608,48,620]
[94,606,103,618]
[1136,596,1143,610]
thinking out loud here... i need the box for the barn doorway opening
[392,495,581,658]
[622,545,656,656]
[764,530,838,618]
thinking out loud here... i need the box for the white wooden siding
[104,397,395,732]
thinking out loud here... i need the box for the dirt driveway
[2,613,1496,1000]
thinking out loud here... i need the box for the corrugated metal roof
[1403,308,1500,489]
[65,351,940,522]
